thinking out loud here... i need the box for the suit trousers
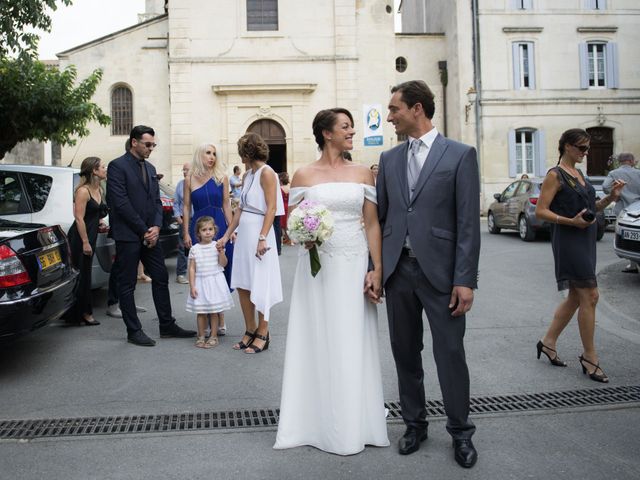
[385,253,475,439]
[116,240,174,334]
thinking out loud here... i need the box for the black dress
[67,188,107,321]
[549,167,597,291]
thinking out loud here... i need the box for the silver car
[487,178,605,242]
[614,200,640,263]
[0,165,114,289]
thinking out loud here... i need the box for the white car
[614,200,640,263]
[0,165,114,289]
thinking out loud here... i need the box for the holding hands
[364,270,383,305]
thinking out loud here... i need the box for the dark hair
[233,165,241,174]
[342,151,353,161]
[278,172,290,185]
[312,108,354,150]
[557,128,590,163]
[237,132,269,162]
[75,156,102,194]
[391,80,435,119]
[194,216,217,241]
[129,125,155,141]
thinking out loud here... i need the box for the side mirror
[493,193,502,201]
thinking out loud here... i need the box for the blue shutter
[523,0,533,9]
[606,42,619,88]
[534,130,546,177]
[508,129,517,178]
[528,43,536,89]
[512,43,521,89]
[579,43,589,89]
[509,0,520,9]
[583,0,595,8]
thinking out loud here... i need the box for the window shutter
[579,43,589,89]
[528,43,536,89]
[508,129,517,178]
[534,130,547,177]
[606,42,619,88]
[509,0,520,9]
[583,0,595,8]
[512,43,521,89]
[523,0,533,9]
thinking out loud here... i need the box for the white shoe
[135,305,147,313]
[176,275,189,284]
[106,304,123,318]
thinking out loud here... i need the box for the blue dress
[189,178,234,288]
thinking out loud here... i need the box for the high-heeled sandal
[579,355,609,383]
[79,316,100,326]
[245,332,269,354]
[232,330,256,350]
[536,340,566,366]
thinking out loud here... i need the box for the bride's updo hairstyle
[312,108,354,151]
[237,132,269,162]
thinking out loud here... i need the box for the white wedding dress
[274,182,389,455]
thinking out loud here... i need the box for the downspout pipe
[471,0,482,183]
[438,61,448,137]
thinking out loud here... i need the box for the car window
[22,173,53,212]
[516,181,531,195]
[0,172,25,215]
[502,182,519,200]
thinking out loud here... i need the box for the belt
[402,247,416,258]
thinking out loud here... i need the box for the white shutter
[528,43,536,89]
[583,0,595,9]
[508,129,517,178]
[534,130,547,177]
[523,0,533,9]
[606,42,619,88]
[512,43,521,89]
[579,43,589,89]
[509,0,520,9]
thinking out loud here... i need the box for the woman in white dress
[274,108,389,455]
[218,133,284,354]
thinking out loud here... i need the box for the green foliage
[0,0,72,57]
[0,55,110,158]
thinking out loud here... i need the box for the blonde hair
[191,143,225,183]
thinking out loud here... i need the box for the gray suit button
[408,207,413,212]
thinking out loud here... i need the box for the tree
[0,55,110,159]
[0,0,72,57]
[0,0,110,159]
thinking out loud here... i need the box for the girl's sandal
[206,337,219,348]
[195,337,207,349]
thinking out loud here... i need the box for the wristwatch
[258,235,267,241]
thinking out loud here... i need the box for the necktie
[139,161,147,186]
[408,139,422,192]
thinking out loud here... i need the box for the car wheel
[518,215,536,242]
[487,211,501,234]
[596,221,605,242]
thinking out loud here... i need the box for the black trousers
[115,240,174,335]
[385,253,475,439]
[107,254,119,306]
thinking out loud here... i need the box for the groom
[376,80,480,468]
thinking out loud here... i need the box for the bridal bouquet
[287,200,334,277]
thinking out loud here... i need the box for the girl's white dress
[185,243,234,314]
[230,165,284,321]
[274,182,389,455]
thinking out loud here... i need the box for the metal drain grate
[1,386,638,440]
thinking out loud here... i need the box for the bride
[274,108,389,455]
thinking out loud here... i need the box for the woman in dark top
[535,129,625,382]
[67,156,109,325]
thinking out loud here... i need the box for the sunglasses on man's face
[572,144,590,153]
[136,141,157,149]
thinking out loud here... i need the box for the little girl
[186,216,234,348]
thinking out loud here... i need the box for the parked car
[614,200,640,264]
[0,165,114,288]
[587,176,617,230]
[0,219,78,343]
[158,181,179,257]
[487,178,605,241]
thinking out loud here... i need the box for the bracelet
[556,215,560,224]
[258,235,266,241]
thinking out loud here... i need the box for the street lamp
[465,87,477,123]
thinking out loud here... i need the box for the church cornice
[212,84,317,95]
[576,26,618,33]
[170,56,358,64]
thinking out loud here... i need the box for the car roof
[0,164,80,174]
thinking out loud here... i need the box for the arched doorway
[247,119,286,173]
[586,127,614,175]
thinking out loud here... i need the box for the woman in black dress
[535,129,625,382]
[67,157,109,325]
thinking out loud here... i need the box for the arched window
[111,85,133,135]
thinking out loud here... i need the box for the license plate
[38,249,62,270]
[622,230,640,242]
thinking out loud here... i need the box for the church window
[111,86,133,136]
[247,0,279,31]
[395,57,408,73]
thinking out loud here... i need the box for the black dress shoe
[452,438,477,468]
[398,426,428,455]
[127,330,156,347]
[160,323,197,338]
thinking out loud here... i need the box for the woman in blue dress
[183,143,234,336]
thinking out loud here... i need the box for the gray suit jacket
[603,165,640,214]
[376,134,480,293]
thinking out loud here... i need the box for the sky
[38,0,146,59]
[38,0,401,60]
